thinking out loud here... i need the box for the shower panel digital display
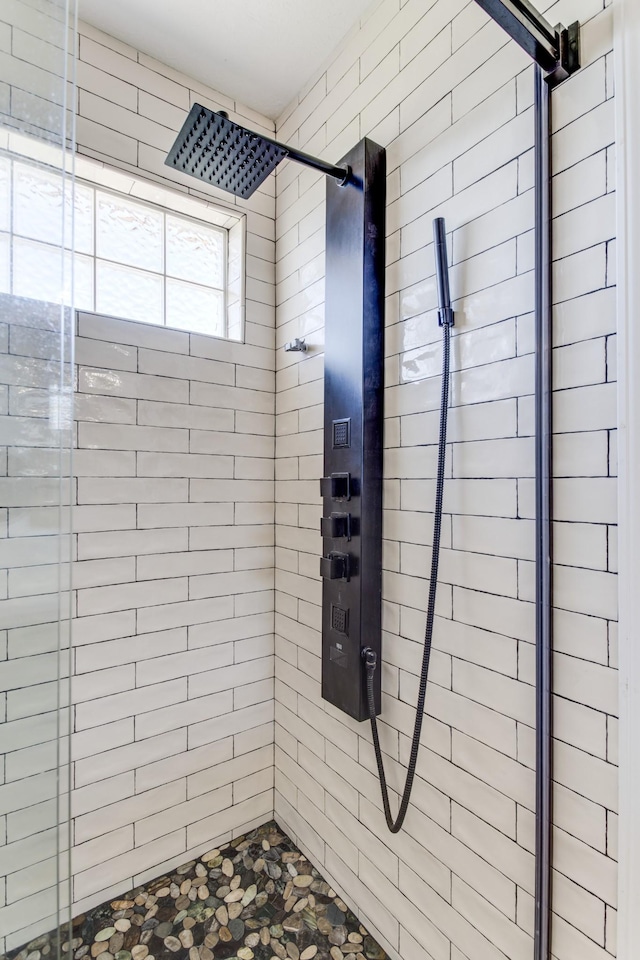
[320,138,386,722]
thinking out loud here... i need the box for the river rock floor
[8,821,387,960]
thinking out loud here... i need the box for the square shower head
[165,103,287,199]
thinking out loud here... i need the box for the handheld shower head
[166,104,350,199]
[433,217,454,327]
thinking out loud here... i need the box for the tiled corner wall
[272,2,618,960]
[70,14,279,926]
[70,311,275,909]
[0,16,278,953]
[70,24,279,932]
[0,304,276,952]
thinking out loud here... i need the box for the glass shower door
[0,0,76,956]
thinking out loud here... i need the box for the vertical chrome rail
[534,64,553,960]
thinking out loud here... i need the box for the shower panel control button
[321,513,351,540]
[320,472,351,501]
[320,552,350,581]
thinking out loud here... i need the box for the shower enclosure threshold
[7,823,387,960]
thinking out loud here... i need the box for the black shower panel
[165,110,385,721]
[320,138,386,722]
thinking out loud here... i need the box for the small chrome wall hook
[284,338,307,353]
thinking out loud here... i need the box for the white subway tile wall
[273,4,617,960]
[0,2,620,958]
[0,15,277,953]
[0,300,277,952]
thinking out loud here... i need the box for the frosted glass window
[97,194,163,272]
[0,158,9,232]
[0,233,9,294]
[14,164,64,247]
[2,156,241,338]
[12,238,92,308]
[14,238,64,303]
[166,215,224,287]
[13,163,94,255]
[96,261,164,325]
[166,278,224,336]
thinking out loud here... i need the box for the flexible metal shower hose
[363,316,451,833]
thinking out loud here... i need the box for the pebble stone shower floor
[7,822,388,960]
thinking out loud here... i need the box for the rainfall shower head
[166,103,350,200]
[166,104,286,199]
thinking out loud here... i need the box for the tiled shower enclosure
[0,2,618,960]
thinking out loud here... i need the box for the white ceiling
[79,0,374,120]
